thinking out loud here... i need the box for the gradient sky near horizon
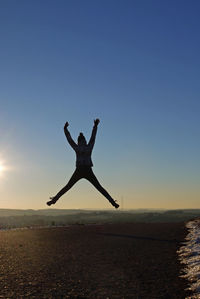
[0,0,199,209]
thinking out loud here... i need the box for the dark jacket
[64,125,98,167]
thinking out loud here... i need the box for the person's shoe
[113,201,119,209]
[109,198,119,209]
[47,197,57,206]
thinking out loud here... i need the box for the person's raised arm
[88,118,100,149]
[64,122,77,150]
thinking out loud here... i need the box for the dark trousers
[55,166,114,204]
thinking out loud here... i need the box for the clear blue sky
[0,0,199,209]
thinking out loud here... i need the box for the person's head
[78,132,87,145]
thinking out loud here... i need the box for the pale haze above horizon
[0,1,199,210]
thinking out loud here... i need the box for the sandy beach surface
[0,222,191,298]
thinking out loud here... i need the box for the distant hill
[0,209,200,229]
[0,208,200,217]
[0,209,88,217]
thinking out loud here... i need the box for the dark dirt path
[0,223,191,298]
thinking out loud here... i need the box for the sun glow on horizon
[0,160,7,177]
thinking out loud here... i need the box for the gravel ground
[0,222,191,298]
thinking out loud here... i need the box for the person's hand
[94,118,100,126]
[64,122,69,130]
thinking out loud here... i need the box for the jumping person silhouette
[47,119,119,208]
